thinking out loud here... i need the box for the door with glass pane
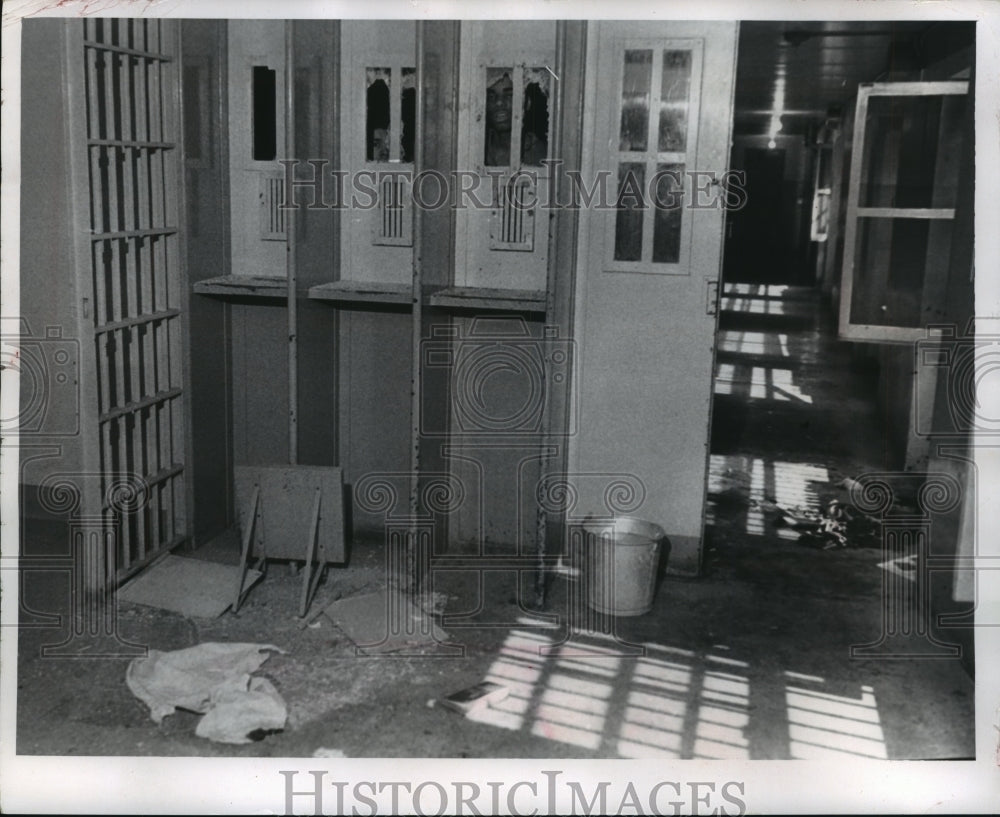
[571,22,737,574]
[839,81,969,342]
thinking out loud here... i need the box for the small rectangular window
[401,68,416,163]
[252,65,277,161]
[485,67,514,166]
[658,50,692,152]
[521,67,550,166]
[652,163,684,263]
[614,162,646,261]
[366,67,391,161]
[619,50,652,152]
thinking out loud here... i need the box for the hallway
[700,280,975,759]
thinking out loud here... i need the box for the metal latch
[706,280,720,316]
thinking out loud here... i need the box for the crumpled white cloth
[126,642,287,744]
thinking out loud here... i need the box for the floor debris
[117,554,262,618]
[756,496,882,549]
[323,589,449,651]
[312,747,347,758]
[126,642,287,744]
[438,681,510,715]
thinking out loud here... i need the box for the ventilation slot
[372,175,412,246]
[259,172,287,240]
[490,176,535,251]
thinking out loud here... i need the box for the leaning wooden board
[234,465,346,564]
[233,466,346,616]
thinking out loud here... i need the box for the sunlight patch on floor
[785,683,887,759]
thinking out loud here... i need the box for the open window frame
[838,80,969,343]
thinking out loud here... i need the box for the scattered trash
[438,681,510,715]
[756,495,882,550]
[312,747,347,758]
[117,555,262,618]
[324,590,450,652]
[126,642,287,744]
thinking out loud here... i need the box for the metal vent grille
[490,176,535,251]
[372,175,413,246]
[260,172,287,240]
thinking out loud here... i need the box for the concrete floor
[15,283,975,759]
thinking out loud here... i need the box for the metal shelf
[307,280,412,306]
[427,286,547,314]
[193,275,288,299]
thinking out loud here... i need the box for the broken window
[366,67,391,162]
[484,66,550,167]
[252,65,277,160]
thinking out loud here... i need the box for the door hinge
[706,280,720,316]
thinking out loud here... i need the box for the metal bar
[102,56,122,231]
[856,207,956,220]
[100,463,183,510]
[98,386,182,423]
[148,25,171,548]
[114,534,187,585]
[87,140,173,149]
[233,487,261,614]
[122,49,136,146]
[862,80,968,97]
[84,40,175,62]
[158,405,175,543]
[299,489,323,617]
[148,38,164,145]
[132,57,151,230]
[286,22,298,465]
[161,20,187,541]
[85,44,102,229]
[90,227,177,240]
[114,415,133,567]
[122,236,145,562]
[94,246,111,415]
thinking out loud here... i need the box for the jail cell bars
[83,18,187,579]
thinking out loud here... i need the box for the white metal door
[570,21,737,574]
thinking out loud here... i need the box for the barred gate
[80,19,187,581]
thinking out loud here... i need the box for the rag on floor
[126,642,287,744]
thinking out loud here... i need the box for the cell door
[570,22,737,574]
[77,19,188,581]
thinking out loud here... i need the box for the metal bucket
[581,517,666,616]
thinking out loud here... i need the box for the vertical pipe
[406,22,427,591]
[66,22,108,592]
[535,21,586,608]
[533,22,567,609]
[285,21,298,464]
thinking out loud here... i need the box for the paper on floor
[126,642,287,744]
